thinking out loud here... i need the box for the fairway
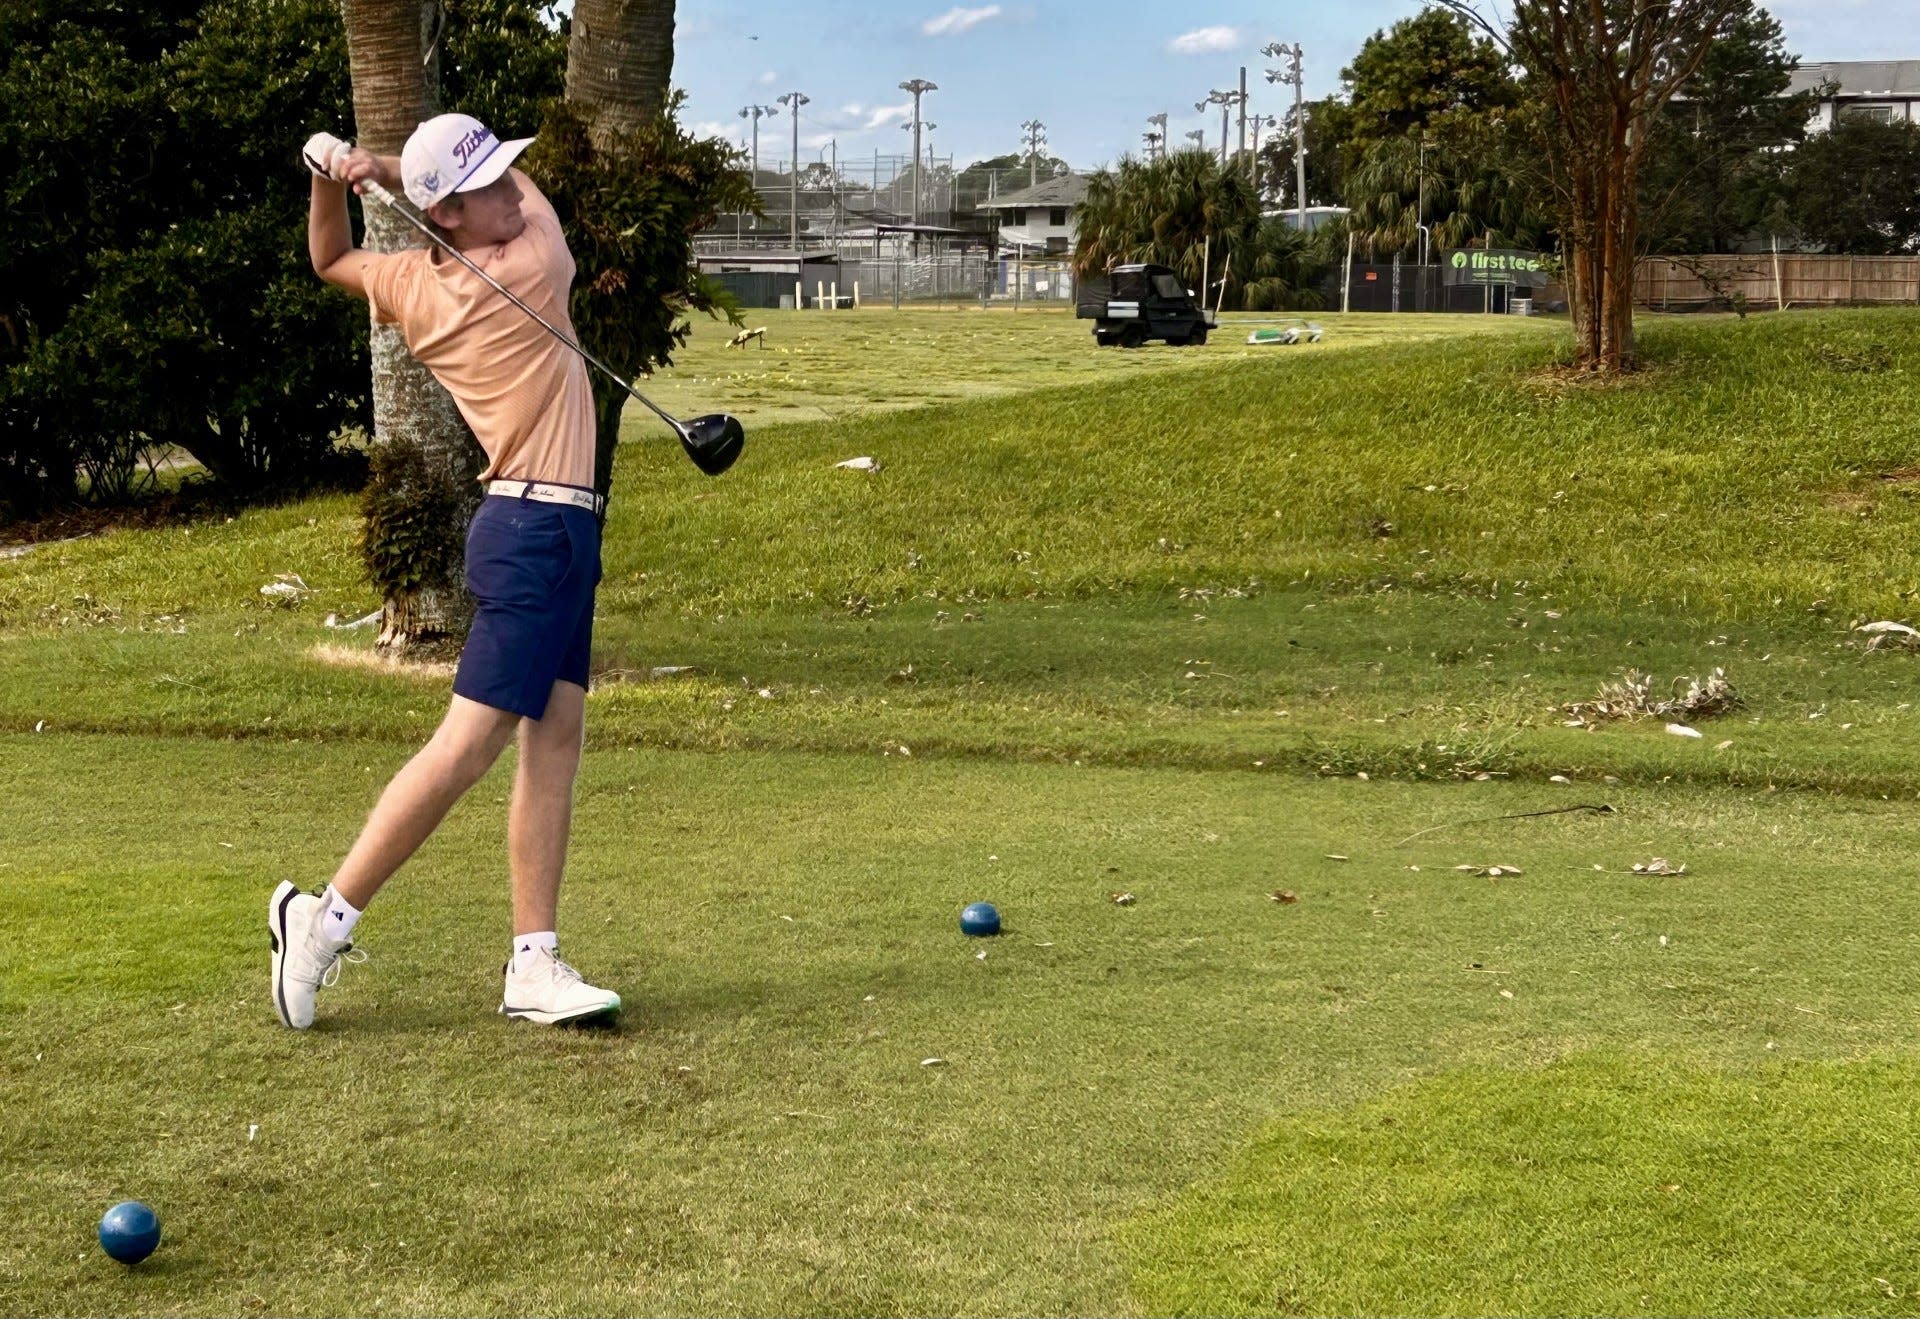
[7,307,1920,1315]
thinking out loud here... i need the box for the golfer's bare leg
[508,680,586,936]
[329,695,521,908]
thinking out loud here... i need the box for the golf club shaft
[357,179,683,434]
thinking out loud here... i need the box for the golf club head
[678,413,745,477]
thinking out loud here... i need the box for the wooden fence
[1636,253,1920,310]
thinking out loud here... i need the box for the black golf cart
[1076,263,1215,347]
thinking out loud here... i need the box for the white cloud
[922,4,1002,36]
[690,120,738,142]
[863,100,914,130]
[1167,26,1239,55]
[842,102,865,116]
[758,71,778,86]
[802,132,839,150]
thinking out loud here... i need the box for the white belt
[486,480,604,515]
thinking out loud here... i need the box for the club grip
[360,179,399,207]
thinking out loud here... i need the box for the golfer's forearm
[307,153,403,277]
[308,178,355,275]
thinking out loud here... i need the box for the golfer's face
[461,172,526,245]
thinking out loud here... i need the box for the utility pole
[1236,66,1248,165]
[1021,118,1046,187]
[1184,129,1205,150]
[1263,41,1307,232]
[777,90,808,250]
[1196,88,1243,170]
[899,78,937,229]
[1248,113,1276,196]
[739,104,777,240]
[1146,112,1168,162]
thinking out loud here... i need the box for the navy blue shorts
[454,493,602,720]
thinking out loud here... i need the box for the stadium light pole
[1146,112,1168,162]
[899,78,937,228]
[1263,41,1307,232]
[1183,129,1206,150]
[738,104,777,242]
[902,121,940,220]
[1196,89,1243,170]
[1021,118,1046,187]
[777,90,809,249]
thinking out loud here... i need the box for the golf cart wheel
[1187,328,1210,347]
[1093,329,1116,347]
[1118,324,1147,349]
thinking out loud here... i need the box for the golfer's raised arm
[305,138,399,297]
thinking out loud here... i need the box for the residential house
[974,172,1091,256]
[1787,60,1920,130]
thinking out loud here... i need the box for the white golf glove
[301,132,353,180]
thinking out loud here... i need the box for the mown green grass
[1126,1053,1920,1317]
[8,735,1920,1315]
[638,306,1547,430]
[7,307,1920,1315]
[4,309,1918,794]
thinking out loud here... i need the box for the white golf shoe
[500,947,621,1025]
[268,881,359,1029]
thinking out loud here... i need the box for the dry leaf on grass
[1110,891,1137,906]
[1455,864,1523,877]
[1268,890,1300,904]
[1856,621,1920,651]
[1564,668,1742,726]
[1632,857,1687,876]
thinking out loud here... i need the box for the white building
[974,173,1091,256]
[1788,60,1920,129]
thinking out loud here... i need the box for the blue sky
[669,0,1915,173]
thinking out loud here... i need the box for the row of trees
[1082,2,1917,374]
[1261,3,1920,261]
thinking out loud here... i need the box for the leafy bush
[0,0,368,522]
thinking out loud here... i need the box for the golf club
[358,178,745,478]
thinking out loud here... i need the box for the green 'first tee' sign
[1444,249,1554,288]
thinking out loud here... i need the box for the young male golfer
[271,113,619,1028]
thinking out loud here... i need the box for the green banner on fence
[1444,249,1555,288]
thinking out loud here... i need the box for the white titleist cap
[401,113,533,210]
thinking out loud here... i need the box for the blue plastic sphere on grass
[98,1200,160,1264]
[960,901,1001,937]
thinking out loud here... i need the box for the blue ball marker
[98,1200,161,1264]
[959,901,1001,937]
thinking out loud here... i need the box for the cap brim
[455,136,534,195]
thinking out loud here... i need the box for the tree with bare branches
[1432,0,1746,373]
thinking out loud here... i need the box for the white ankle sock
[320,886,362,942]
[512,931,559,974]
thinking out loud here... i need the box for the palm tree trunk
[341,0,481,650]
[565,0,675,490]
[565,0,675,149]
